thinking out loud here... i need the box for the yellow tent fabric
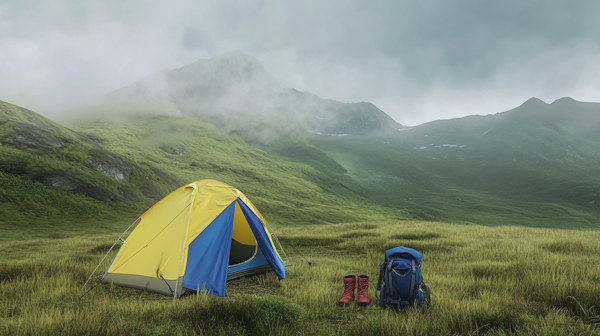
[101,179,285,297]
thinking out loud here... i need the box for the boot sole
[358,302,369,307]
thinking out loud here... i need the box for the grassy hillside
[1,100,409,241]
[1,221,599,335]
[306,98,600,229]
[312,136,600,229]
[71,115,408,226]
[0,100,151,239]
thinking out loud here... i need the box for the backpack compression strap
[408,258,416,302]
[376,260,387,294]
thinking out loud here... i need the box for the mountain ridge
[105,51,402,141]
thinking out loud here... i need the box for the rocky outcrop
[33,171,116,201]
[75,133,104,148]
[2,119,64,154]
[0,162,115,201]
[85,149,132,182]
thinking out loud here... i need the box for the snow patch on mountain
[414,144,466,149]
[482,127,494,135]
[308,129,348,136]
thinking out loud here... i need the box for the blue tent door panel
[237,199,285,280]
[182,202,235,297]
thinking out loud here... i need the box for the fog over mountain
[105,51,401,142]
[1,1,599,126]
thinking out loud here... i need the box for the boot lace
[358,280,368,295]
[343,282,354,297]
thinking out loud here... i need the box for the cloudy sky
[1,0,599,126]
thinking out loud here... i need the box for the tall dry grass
[1,221,599,335]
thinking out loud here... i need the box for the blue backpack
[376,246,431,309]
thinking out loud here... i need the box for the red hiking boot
[338,275,355,306]
[357,275,370,307]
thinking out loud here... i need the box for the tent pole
[264,220,293,273]
[82,217,141,289]
[174,191,195,300]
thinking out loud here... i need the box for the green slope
[0,99,410,240]
[308,98,600,229]
[0,100,184,239]
[72,116,408,226]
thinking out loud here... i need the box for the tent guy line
[82,217,141,290]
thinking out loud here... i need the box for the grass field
[1,220,599,335]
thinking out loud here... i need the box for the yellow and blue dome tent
[83,179,288,298]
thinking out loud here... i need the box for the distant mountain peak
[551,97,578,105]
[521,97,547,107]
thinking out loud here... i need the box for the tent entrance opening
[228,202,257,266]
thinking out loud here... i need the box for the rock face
[0,162,115,201]
[86,149,132,182]
[2,119,64,154]
[34,171,116,201]
[75,133,105,148]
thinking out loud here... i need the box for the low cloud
[1,0,599,126]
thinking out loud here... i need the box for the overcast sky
[1,0,599,126]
